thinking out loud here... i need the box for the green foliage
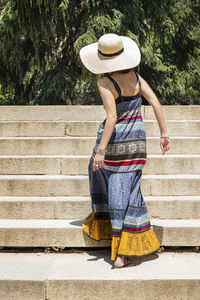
[0,84,15,104]
[0,0,199,105]
[30,64,77,105]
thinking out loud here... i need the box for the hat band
[98,47,124,57]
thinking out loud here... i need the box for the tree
[0,0,199,105]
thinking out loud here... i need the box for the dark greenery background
[0,0,199,105]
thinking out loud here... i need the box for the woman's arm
[92,77,117,171]
[97,77,117,149]
[139,74,170,155]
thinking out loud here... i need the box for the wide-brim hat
[80,33,141,74]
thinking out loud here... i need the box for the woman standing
[80,33,170,268]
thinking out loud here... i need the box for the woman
[79,33,170,268]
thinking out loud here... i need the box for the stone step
[0,174,199,197]
[0,120,199,137]
[0,196,199,220]
[0,105,199,121]
[0,250,200,300]
[0,218,199,247]
[66,120,200,137]
[0,154,196,175]
[0,121,67,137]
[0,105,107,121]
[0,137,199,155]
[144,105,200,120]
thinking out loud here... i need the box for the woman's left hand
[93,153,105,171]
[160,137,170,155]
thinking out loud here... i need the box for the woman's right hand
[160,137,170,155]
[93,153,105,171]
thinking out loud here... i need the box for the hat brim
[80,36,141,74]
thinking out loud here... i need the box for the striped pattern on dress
[93,96,147,172]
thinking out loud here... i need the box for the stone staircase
[0,105,200,300]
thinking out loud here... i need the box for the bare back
[102,70,140,100]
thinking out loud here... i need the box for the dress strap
[104,74,122,100]
[134,72,141,95]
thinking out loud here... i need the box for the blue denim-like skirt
[82,155,160,261]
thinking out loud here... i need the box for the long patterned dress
[82,72,160,261]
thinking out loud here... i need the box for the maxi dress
[82,72,160,261]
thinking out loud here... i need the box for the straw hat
[80,33,141,74]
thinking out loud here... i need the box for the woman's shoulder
[97,75,120,100]
[97,75,116,92]
[97,74,110,85]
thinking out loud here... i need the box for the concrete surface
[0,218,199,247]
[0,136,199,155]
[0,174,199,196]
[0,120,199,137]
[0,105,199,120]
[0,196,200,220]
[0,250,199,299]
[0,154,199,175]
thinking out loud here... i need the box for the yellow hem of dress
[82,212,112,240]
[111,229,160,261]
[82,212,160,261]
